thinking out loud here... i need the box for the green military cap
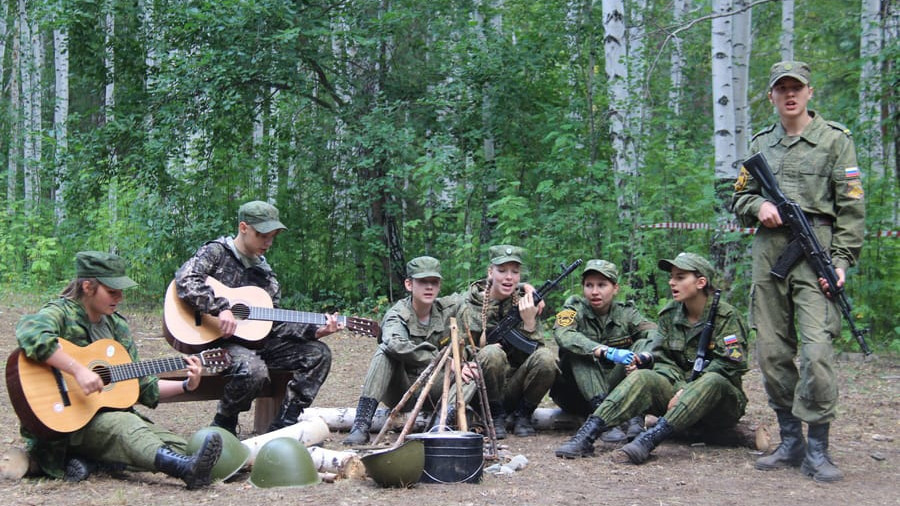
[658,252,715,284]
[238,200,287,233]
[406,256,442,279]
[75,251,138,289]
[489,245,524,265]
[768,60,811,90]
[582,259,619,284]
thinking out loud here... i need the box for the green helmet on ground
[249,437,320,488]
[361,439,424,488]
[187,426,250,481]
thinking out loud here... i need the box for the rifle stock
[486,259,583,355]
[741,153,872,355]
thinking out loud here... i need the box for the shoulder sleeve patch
[826,120,852,137]
[555,309,577,327]
[734,166,750,192]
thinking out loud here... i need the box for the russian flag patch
[845,167,860,178]
[723,334,738,345]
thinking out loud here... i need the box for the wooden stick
[449,318,467,432]
[371,346,451,446]
[394,347,453,446]
[472,359,498,460]
[437,355,452,431]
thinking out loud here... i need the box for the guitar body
[163,277,273,353]
[6,339,138,439]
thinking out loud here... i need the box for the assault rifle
[486,259,583,355]
[689,289,721,382]
[741,152,872,355]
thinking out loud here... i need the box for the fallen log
[241,416,331,465]
[308,446,366,480]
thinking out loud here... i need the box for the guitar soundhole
[93,366,112,386]
[232,304,250,320]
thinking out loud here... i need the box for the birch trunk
[602,0,633,224]
[53,4,69,224]
[19,0,36,211]
[7,4,19,209]
[858,0,884,179]
[104,1,117,241]
[711,0,736,181]
[668,0,687,119]
[780,0,795,61]
[732,0,751,164]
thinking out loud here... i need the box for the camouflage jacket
[649,297,749,397]
[174,236,316,341]
[455,279,544,359]
[732,110,865,272]
[553,296,657,366]
[15,297,158,477]
[378,292,464,374]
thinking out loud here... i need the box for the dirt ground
[1,303,897,506]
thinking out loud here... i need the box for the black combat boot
[618,416,675,464]
[489,402,508,440]
[342,397,378,446]
[512,400,538,437]
[64,456,97,482]
[267,392,305,433]
[211,413,238,436]
[624,415,645,441]
[755,410,806,470]
[801,423,843,482]
[555,415,609,458]
[153,432,223,490]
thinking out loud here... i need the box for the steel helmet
[187,426,250,481]
[249,437,320,488]
[360,439,425,488]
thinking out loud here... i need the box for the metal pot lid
[406,430,483,440]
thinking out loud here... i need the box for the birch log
[308,446,366,480]
[303,407,430,433]
[242,416,330,465]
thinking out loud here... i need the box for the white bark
[711,0,736,180]
[603,0,629,180]
[732,0,751,164]
[626,0,646,173]
[780,0,795,61]
[18,0,41,212]
[7,4,19,209]
[241,416,331,465]
[668,0,687,118]
[104,1,117,238]
[859,0,884,179]
[53,3,69,224]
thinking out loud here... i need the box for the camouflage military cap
[582,259,618,284]
[75,251,138,289]
[489,245,524,265]
[406,256,442,279]
[238,200,287,233]
[768,61,811,90]
[658,252,715,284]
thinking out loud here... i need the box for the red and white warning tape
[641,222,899,238]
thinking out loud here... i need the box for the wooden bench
[158,370,292,434]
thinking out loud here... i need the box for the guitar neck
[107,356,188,383]
[246,307,345,326]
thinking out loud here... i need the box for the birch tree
[602,0,631,189]
[19,0,41,212]
[5,1,16,211]
[858,0,884,179]
[780,0,795,61]
[52,1,69,224]
[710,0,736,181]
[104,0,117,243]
[732,0,751,163]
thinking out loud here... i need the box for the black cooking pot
[406,429,484,484]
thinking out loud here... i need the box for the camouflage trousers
[359,348,445,410]
[68,410,189,471]
[218,336,332,417]
[476,344,557,411]
[550,354,627,416]
[751,227,841,424]
[595,369,745,431]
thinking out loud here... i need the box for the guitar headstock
[196,348,232,373]
[346,316,382,340]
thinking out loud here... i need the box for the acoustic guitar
[162,276,381,353]
[5,338,231,439]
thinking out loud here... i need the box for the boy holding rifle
[732,61,865,482]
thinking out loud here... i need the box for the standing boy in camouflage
[551,259,656,443]
[342,256,465,445]
[174,201,341,435]
[555,253,749,464]
[732,61,865,482]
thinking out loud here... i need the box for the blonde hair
[479,266,519,347]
